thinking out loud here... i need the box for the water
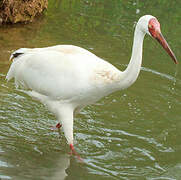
[0,0,181,179]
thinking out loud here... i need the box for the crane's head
[138,15,178,64]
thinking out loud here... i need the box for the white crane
[6,15,178,157]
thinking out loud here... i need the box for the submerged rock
[0,0,48,25]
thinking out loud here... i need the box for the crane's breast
[90,63,121,85]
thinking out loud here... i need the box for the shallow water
[0,0,181,179]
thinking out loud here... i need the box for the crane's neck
[118,26,146,90]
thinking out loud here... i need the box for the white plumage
[6,15,178,155]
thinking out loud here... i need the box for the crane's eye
[148,24,153,29]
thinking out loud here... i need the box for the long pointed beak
[155,32,178,64]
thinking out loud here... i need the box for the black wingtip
[13,52,24,58]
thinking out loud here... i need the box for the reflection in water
[50,155,70,180]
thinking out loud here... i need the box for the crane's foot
[50,123,62,131]
[69,144,83,163]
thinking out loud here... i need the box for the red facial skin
[148,18,178,64]
[148,18,161,38]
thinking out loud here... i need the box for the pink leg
[69,144,83,162]
[50,122,62,131]
[56,123,62,129]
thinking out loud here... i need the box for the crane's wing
[6,45,121,102]
[6,46,101,100]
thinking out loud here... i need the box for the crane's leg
[25,91,63,131]
[57,105,83,162]
[50,122,62,131]
[69,144,83,162]
[56,122,62,128]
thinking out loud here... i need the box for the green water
[0,0,181,179]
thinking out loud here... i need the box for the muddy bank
[0,0,48,25]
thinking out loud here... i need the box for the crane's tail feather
[6,48,31,83]
[9,48,30,61]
